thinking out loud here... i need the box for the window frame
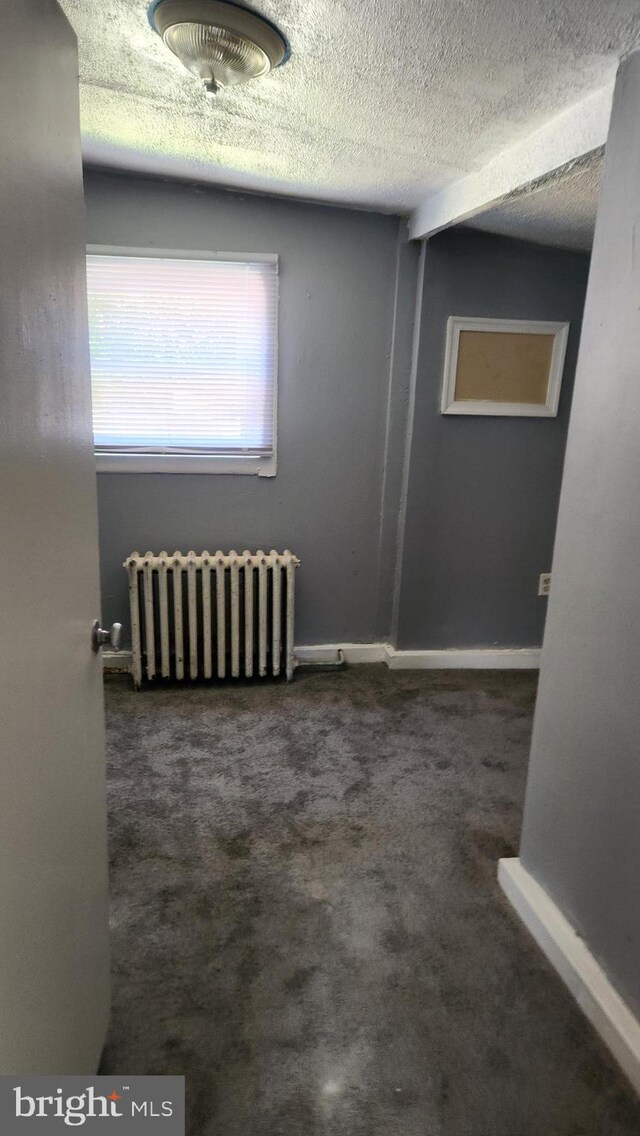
[87,246,279,476]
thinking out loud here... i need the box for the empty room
[1,1,639,1134]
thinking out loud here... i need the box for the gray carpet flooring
[100,666,640,1135]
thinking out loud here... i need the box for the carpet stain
[100,666,640,1136]
[217,832,254,860]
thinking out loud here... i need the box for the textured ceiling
[465,151,603,251]
[61,0,640,215]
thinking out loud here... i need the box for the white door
[0,1,111,1073]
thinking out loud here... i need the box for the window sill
[95,453,277,476]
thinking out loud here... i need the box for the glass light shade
[163,22,271,89]
[152,0,287,96]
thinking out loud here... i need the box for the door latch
[92,620,123,652]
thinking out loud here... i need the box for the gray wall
[520,49,640,1019]
[396,228,590,650]
[85,170,409,645]
[86,173,590,652]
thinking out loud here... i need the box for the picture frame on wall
[441,316,570,417]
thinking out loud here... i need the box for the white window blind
[86,252,278,464]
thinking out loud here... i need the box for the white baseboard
[102,644,540,672]
[298,645,540,668]
[384,646,541,669]
[294,643,387,665]
[101,645,387,672]
[102,650,133,671]
[499,857,640,1095]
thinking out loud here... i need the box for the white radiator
[124,549,299,688]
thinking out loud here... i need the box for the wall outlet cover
[538,572,552,596]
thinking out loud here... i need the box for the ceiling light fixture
[150,0,288,97]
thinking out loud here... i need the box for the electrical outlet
[538,572,552,597]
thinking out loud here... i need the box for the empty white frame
[441,316,569,417]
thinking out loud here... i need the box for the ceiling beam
[408,83,614,241]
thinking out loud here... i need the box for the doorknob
[92,620,123,652]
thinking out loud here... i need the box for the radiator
[124,549,299,688]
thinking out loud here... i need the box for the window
[86,249,278,474]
